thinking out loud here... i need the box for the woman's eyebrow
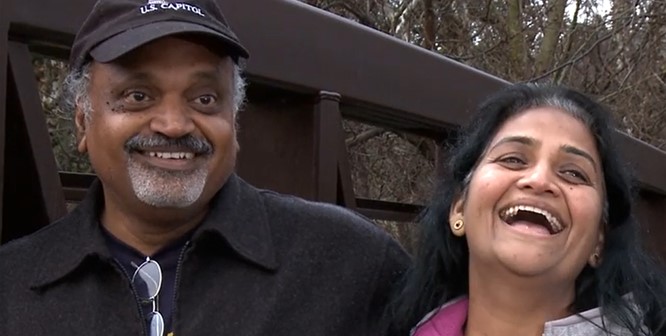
[560,145,598,172]
[489,135,536,152]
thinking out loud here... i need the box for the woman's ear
[75,107,88,153]
[449,195,464,222]
[449,192,466,236]
[588,229,605,268]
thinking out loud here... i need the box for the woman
[388,84,666,336]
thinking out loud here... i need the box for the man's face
[77,36,238,211]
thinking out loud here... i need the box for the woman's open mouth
[499,205,565,235]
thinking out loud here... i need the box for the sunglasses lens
[147,311,165,336]
[132,260,162,300]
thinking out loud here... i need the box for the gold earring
[451,219,465,237]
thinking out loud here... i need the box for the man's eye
[124,91,150,103]
[195,95,217,106]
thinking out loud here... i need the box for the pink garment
[412,297,468,336]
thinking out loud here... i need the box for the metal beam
[636,191,666,263]
[355,197,422,223]
[59,171,94,202]
[314,91,341,204]
[614,132,666,194]
[8,0,666,195]
[235,86,319,200]
[222,0,509,130]
[7,0,505,130]
[7,41,67,222]
[337,128,357,209]
[0,0,9,242]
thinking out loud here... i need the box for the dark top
[102,226,189,335]
[0,174,410,336]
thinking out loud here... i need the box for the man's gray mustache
[124,134,213,155]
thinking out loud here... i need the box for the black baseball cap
[69,0,249,70]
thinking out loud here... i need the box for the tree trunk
[555,0,582,84]
[507,0,526,77]
[536,0,567,74]
[423,0,436,50]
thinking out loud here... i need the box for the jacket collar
[191,174,278,270]
[31,173,278,289]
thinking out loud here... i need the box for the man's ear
[74,107,88,153]
[233,132,240,152]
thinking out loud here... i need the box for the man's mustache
[124,134,213,155]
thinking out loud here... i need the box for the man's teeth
[502,205,563,233]
[147,152,195,160]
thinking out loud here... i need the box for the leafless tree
[303,0,666,246]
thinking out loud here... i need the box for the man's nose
[149,99,195,138]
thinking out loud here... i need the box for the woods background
[34,0,666,249]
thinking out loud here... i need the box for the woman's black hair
[387,84,666,335]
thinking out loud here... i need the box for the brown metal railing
[1,0,665,259]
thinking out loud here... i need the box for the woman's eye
[499,156,525,165]
[562,169,590,183]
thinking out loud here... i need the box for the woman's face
[453,107,605,284]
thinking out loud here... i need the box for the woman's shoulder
[544,294,648,336]
[410,297,468,336]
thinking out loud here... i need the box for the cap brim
[90,21,249,63]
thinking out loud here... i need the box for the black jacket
[0,174,410,335]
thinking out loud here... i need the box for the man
[0,0,410,335]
